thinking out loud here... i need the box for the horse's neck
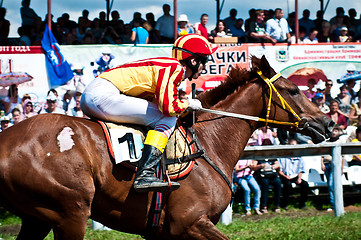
[196,84,262,175]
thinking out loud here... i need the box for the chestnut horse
[0,56,333,239]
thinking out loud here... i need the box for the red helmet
[172,34,218,61]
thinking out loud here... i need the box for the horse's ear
[259,55,276,77]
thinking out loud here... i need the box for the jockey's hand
[187,99,202,110]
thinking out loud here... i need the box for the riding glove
[187,99,202,110]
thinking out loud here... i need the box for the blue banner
[41,24,73,88]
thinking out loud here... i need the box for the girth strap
[187,127,235,197]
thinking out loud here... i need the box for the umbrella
[0,72,33,87]
[287,68,327,86]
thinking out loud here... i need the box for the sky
[2,0,361,37]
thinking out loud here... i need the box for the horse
[0,56,333,239]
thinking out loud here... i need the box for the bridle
[199,70,309,131]
[188,70,310,199]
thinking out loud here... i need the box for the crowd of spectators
[1,1,361,46]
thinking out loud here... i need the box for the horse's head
[250,55,334,143]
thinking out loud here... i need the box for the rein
[199,71,309,130]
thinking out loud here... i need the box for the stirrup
[133,176,180,193]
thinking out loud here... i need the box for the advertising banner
[1,43,361,105]
[0,46,49,104]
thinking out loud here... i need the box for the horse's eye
[289,88,299,95]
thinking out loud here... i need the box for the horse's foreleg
[186,215,229,240]
[52,215,89,240]
[17,216,52,240]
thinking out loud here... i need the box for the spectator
[349,90,361,126]
[257,126,275,146]
[0,116,12,132]
[303,28,318,44]
[91,18,104,43]
[194,14,209,40]
[248,10,276,44]
[327,99,348,130]
[290,26,307,44]
[348,8,358,37]
[11,108,23,125]
[177,14,194,37]
[302,78,317,100]
[129,12,145,28]
[20,0,39,29]
[155,4,174,43]
[266,8,291,43]
[67,95,84,117]
[329,7,345,26]
[278,139,309,210]
[18,26,31,46]
[299,9,315,35]
[131,18,149,44]
[0,7,10,45]
[210,20,228,40]
[335,85,352,117]
[61,13,77,34]
[1,84,22,115]
[324,79,334,106]
[317,20,332,42]
[109,10,124,35]
[75,16,88,42]
[234,159,262,216]
[314,93,329,113]
[349,126,361,166]
[330,15,345,41]
[64,32,76,45]
[144,12,159,43]
[314,10,324,32]
[223,8,238,30]
[337,26,352,42]
[345,79,356,101]
[287,12,296,32]
[97,11,108,29]
[78,9,92,29]
[52,22,66,44]
[40,92,65,114]
[120,24,132,44]
[228,18,246,43]
[22,99,37,119]
[244,8,256,33]
[254,139,282,213]
[321,126,346,211]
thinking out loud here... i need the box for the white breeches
[80,78,176,138]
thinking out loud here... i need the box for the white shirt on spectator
[266,18,290,42]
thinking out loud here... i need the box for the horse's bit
[199,70,309,131]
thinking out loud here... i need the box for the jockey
[80,34,217,193]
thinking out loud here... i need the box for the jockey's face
[184,58,204,80]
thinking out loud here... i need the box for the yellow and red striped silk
[98,57,188,117]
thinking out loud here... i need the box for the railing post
[331,145,344,217]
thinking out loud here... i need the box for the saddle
[97,120,199,180]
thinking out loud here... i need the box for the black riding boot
[133,144,180,193]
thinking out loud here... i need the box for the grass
[0,209,361,239]
[218,211,361,239]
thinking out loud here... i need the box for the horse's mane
[199,56,264,108]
